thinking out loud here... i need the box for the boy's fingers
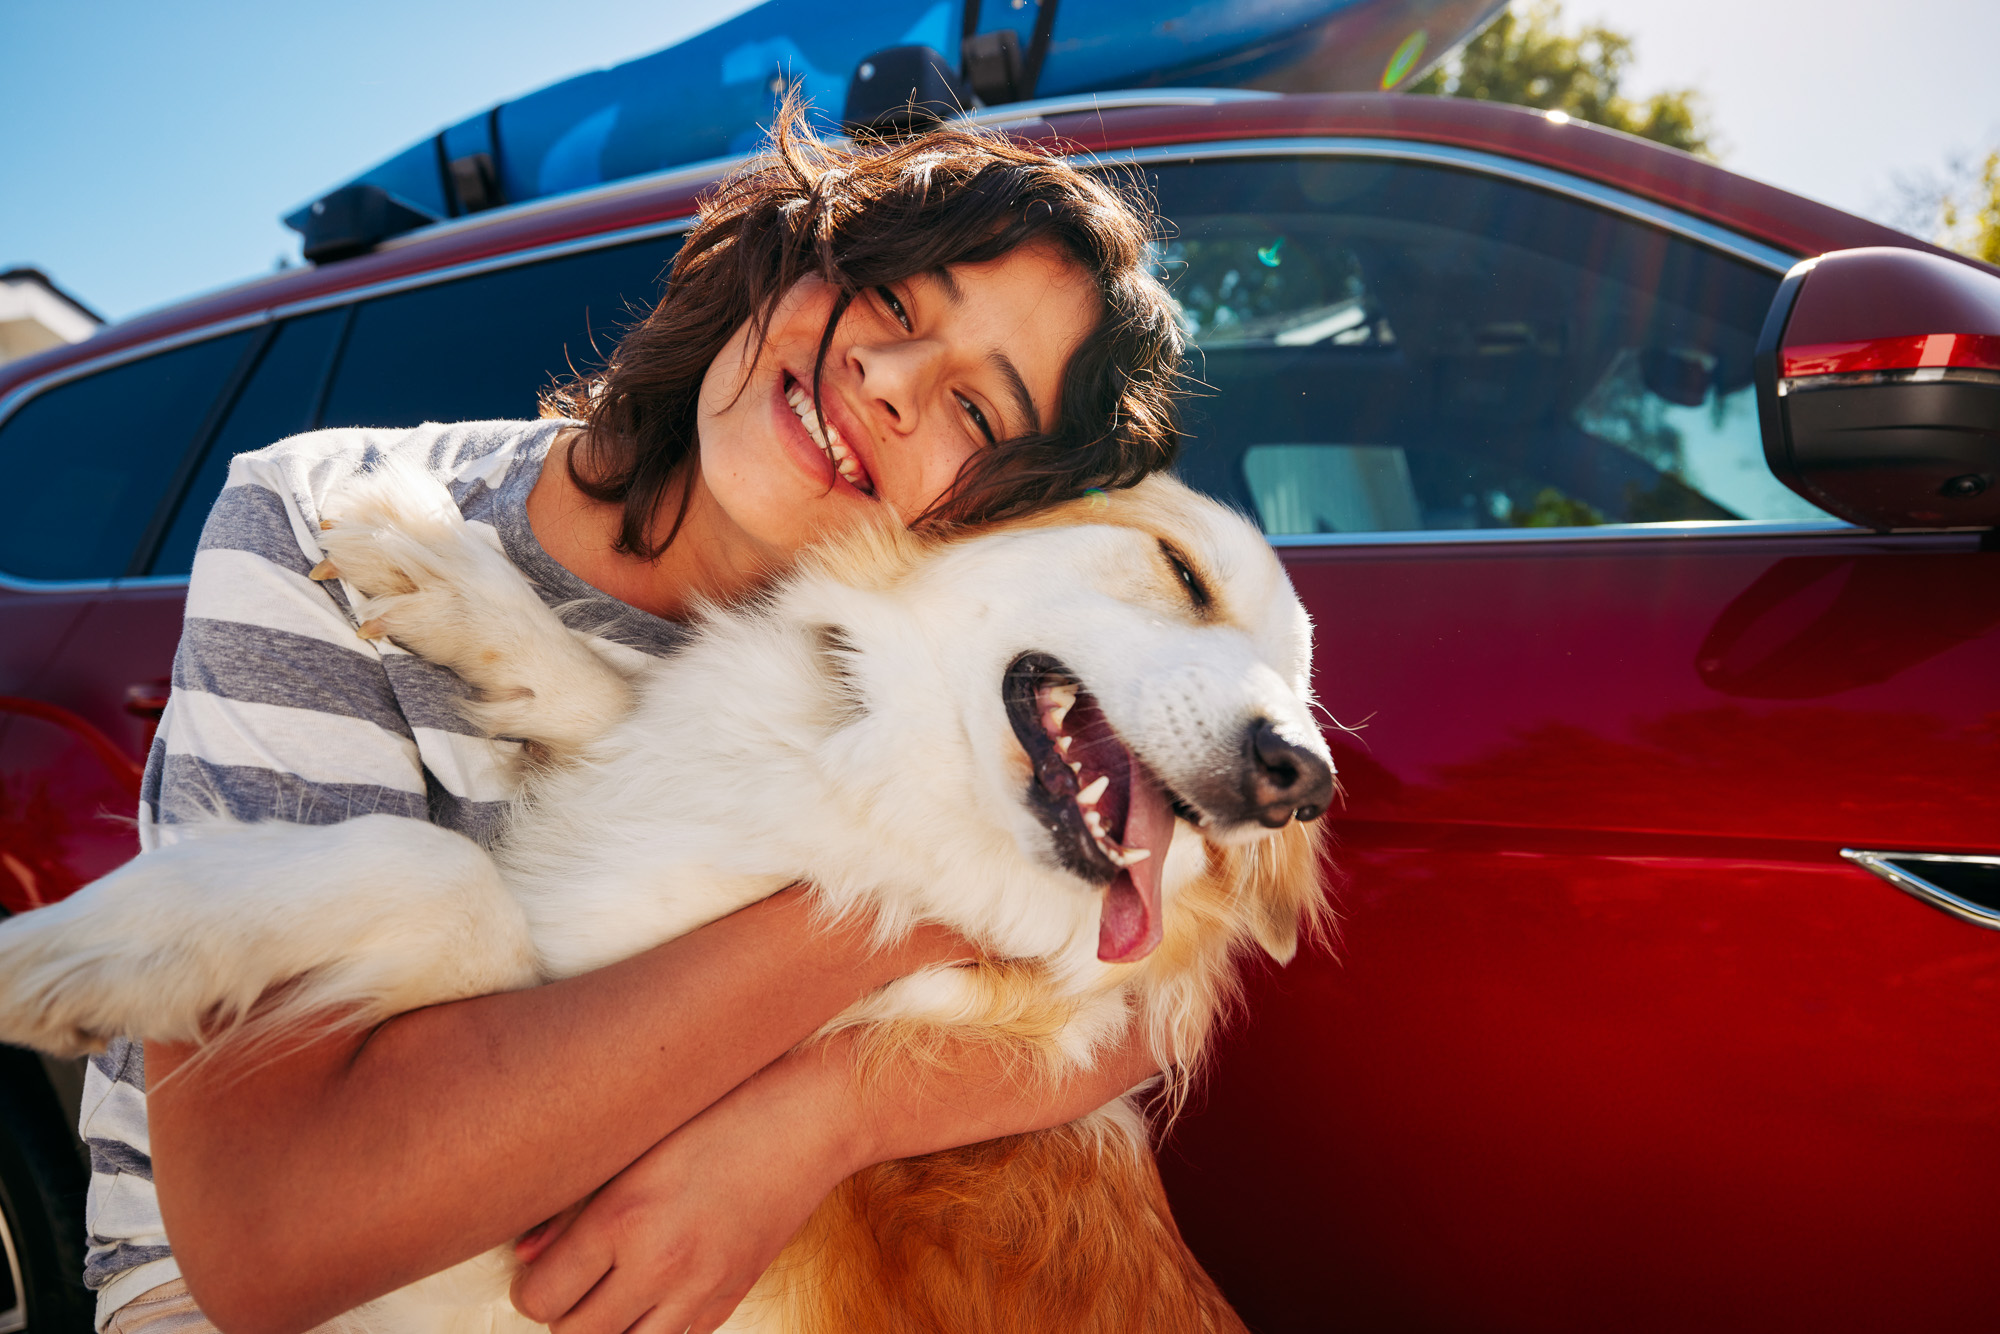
[516,1198,589,1264]
[512,1221,612,1326]
[548,1268,659,1334]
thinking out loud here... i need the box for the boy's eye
[875,286,911,332]
[956,392,997,447]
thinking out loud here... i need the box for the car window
[0,332,254,582]
[1147,156,1830,534]
[318,235,682,430]
[150,308,348,576]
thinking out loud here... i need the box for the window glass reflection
[1150,157,1830,533]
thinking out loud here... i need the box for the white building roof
[0,268,102,364]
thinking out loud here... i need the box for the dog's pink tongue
[1098,765,1172,963]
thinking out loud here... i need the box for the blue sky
[6,0,1995,323]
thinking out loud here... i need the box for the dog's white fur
[0,461,1330,1334]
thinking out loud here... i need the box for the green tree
[1938,150,2000,265]
[1892,149,2000,264]
[1411,1,1715,158]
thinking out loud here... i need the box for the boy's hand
[511,999,1157,1334]
[511,1045,866,1334]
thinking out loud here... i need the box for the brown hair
[542,97,1185,558]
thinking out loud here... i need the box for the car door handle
[1843,849,2000,930]
[123,683,170,718]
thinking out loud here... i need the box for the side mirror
[1754,246,2000,531]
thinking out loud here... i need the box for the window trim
[0,215,697,591]
[1099,137,1801,275]
[1265,519,1857,548]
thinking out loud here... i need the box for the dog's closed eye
[1158,540,1212,617]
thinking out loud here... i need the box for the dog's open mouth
[1004,652,1177,964]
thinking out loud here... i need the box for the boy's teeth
[790,383,870,492]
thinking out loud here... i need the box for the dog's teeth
[1084,810,1107,838]
[1067,760,1082,775]
[1047,684,1077,711]
[1112,846,1152,866]
[1077,775,1108,806]
[1055,736,1072,755]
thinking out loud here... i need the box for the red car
[3,92,1996,1333]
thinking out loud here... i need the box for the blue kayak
[291,0,1502,233]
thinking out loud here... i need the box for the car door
[1137,144,2000,1332]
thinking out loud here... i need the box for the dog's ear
[810,624,868,726]
[1243,819,1333,964]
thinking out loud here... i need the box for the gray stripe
[86,1137,155,1181]
[488,430,688,659]
[151,753,427,827]
[196,482,315,575]
[381,654,484,738]
[174,618,414,738]
[139,733,167,820]
[91,1038,145,1088]
[451,474,501,522]
[427,420,518,478]
[84,1244,174,1291]
[426,772,512,846]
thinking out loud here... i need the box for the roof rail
[955,88,1277,129]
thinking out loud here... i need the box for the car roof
[4,92,1979,402]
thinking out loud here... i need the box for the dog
[0,461,1335,1333]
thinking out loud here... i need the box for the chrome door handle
[1843,849,2000,930]
[124,682,170,718]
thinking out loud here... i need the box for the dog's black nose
[1245,719,1335,828]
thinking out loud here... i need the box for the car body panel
[1162,526,2000,1330]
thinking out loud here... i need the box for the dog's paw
[316,459,632,752]
[315,460,467,602]
[317,465,526,671]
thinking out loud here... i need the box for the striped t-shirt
[80,420,687,1325]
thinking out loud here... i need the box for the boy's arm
[148,888,968,1334]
